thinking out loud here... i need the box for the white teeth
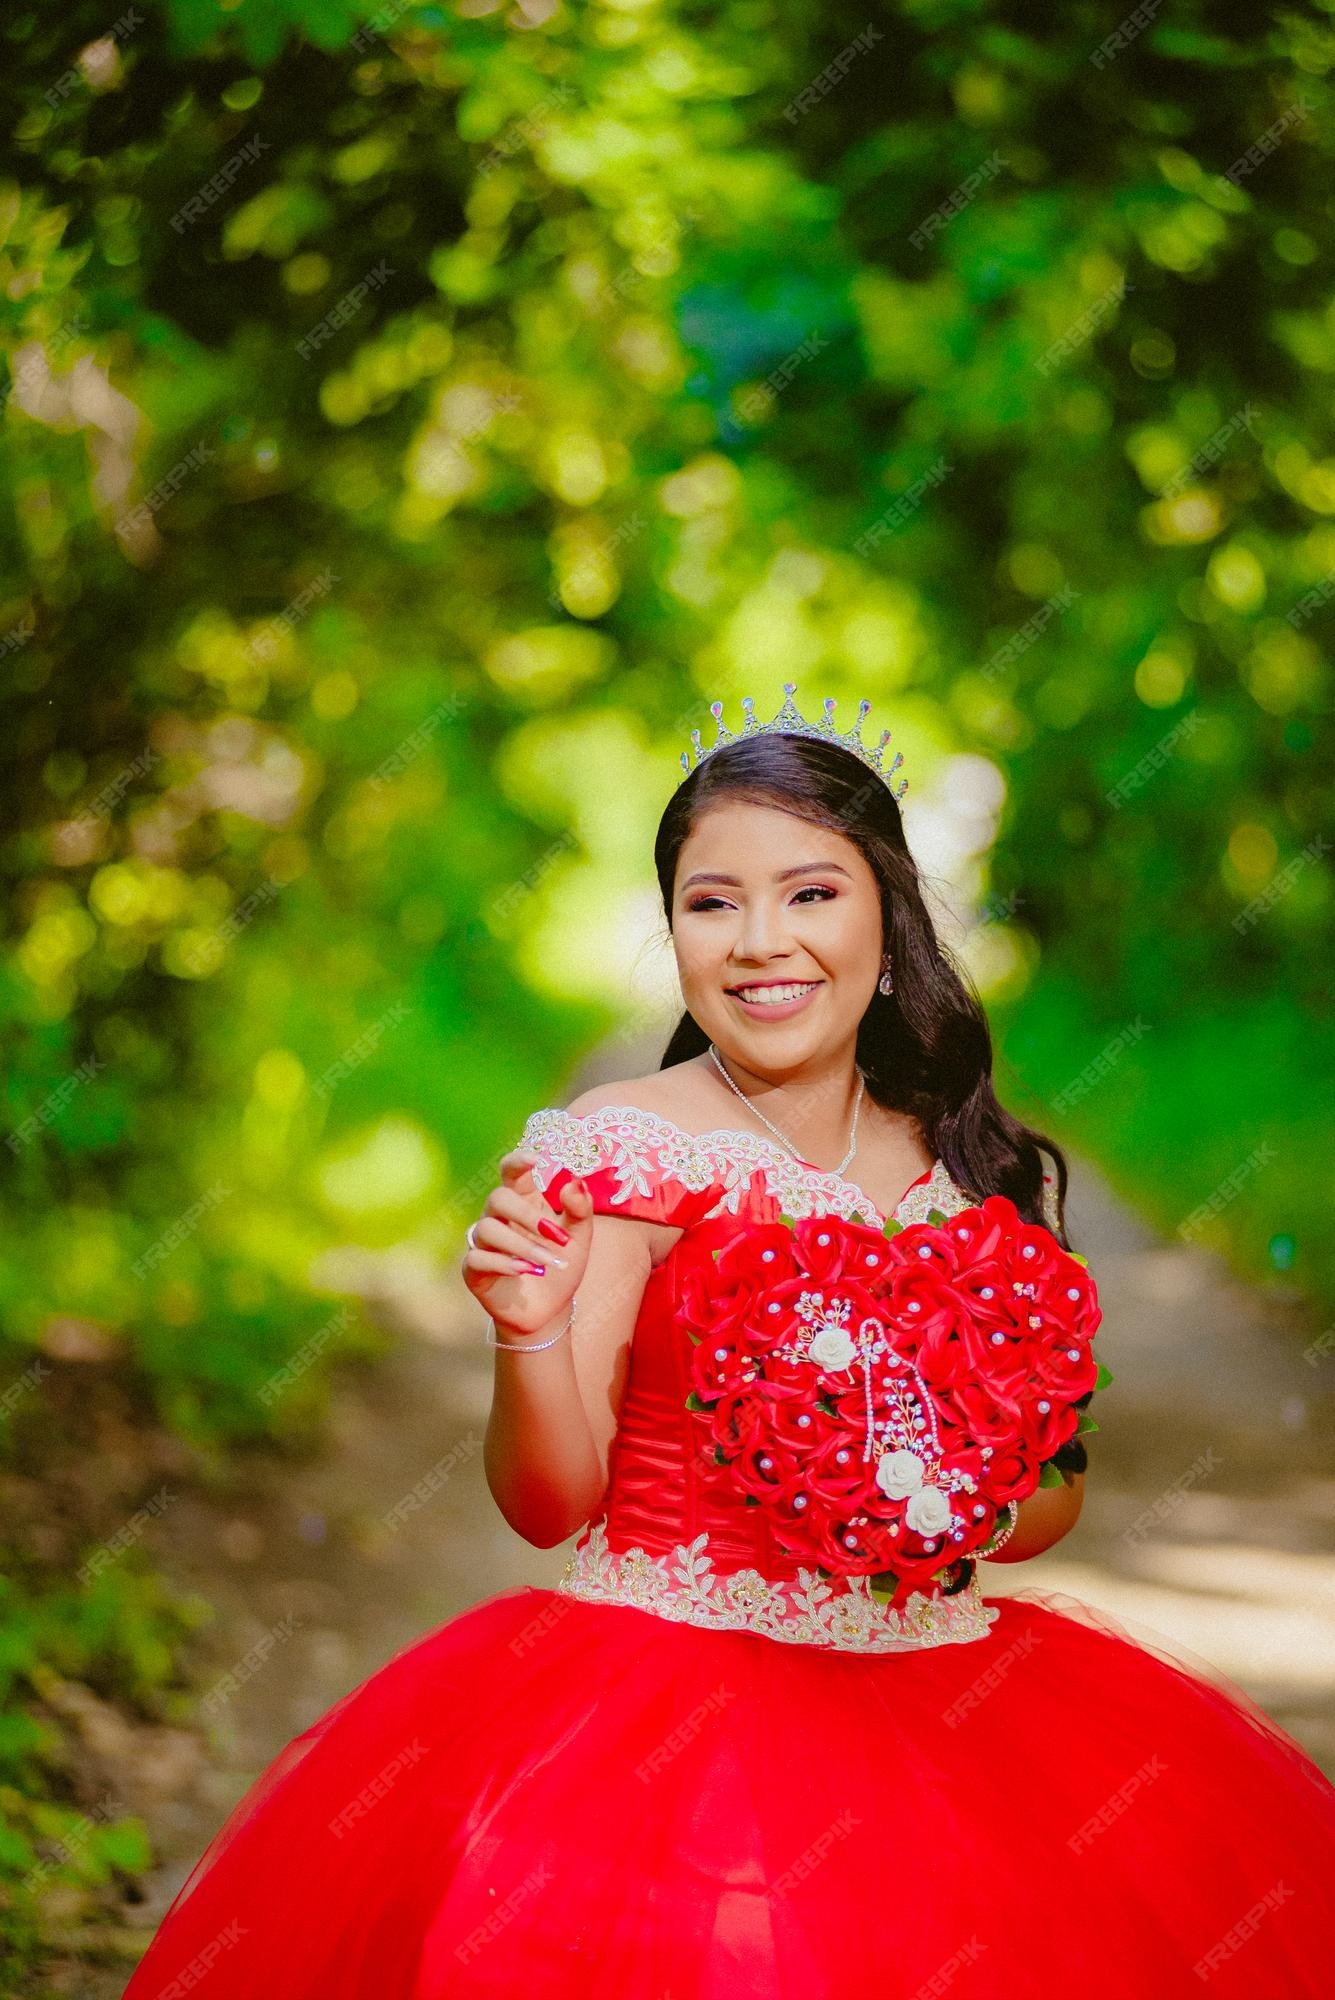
[732,983,818,1005]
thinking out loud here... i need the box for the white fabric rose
[874,1449,925,1500]
[905,1485,953,1537]
[808,1324,856,1370]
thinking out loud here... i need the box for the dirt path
[43,1142,1335,1996]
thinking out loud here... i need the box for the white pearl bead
[990,1330,1005,1345]
[1037,1399,1050,1413]
[980,1286,994,1299]
[908,1301,921,1313]
[762,1249,775,1262]
[758,1455,773,1469]
[844,1534,858,1548]
[796,1413,811,1427]
[958,1229,970,1241]
[714,1348,728,1359]
[1067,1286,1080,1300]
[866,1253,879,1266]
[1022,1245,1035,1258]
[793,1494,807,1508]
[836,1449,850,1463]
[917,1245,931,1259]
[767,1303,781,1314]
[1066,1347,1080,1361]
[817,1233,830,1245]
[973,1504,985,1519]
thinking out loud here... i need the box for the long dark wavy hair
[652,731,1089,1504]
[654,730,1073,1237]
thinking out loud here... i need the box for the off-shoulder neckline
[531,1101,970,1229]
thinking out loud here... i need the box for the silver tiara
[678,682,907,799]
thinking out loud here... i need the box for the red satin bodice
[519,1104,986,1612]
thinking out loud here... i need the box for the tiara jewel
[678,683,907,800]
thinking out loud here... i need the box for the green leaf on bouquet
[1068,1252,1090,1268]
[815,1392,839,1414]
[685,1390,708,1411]
[778,1211,798,1230]
[1038,1460,1067,1487]
[1093,1360,1115,1391]
[714,1444,729,1465]
[743,1493,760,1506]
[882,1217,904,1238]
[1076,1410,1100,1434]
[926,1207,948,1226]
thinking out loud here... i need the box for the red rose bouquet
[677,1193,1108,1608]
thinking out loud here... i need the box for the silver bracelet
[487,1298,577,1352]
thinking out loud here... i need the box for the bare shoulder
[564,1061,710,1125]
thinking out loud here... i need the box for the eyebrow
[680,862,854,889]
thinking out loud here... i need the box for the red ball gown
[122,1105,1335,1998]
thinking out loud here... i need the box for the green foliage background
[0,0,1330,1977]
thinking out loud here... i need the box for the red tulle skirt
[121,1581,1335,1998]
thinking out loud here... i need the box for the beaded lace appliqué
[556,1520,1000,1654]
[518,1103,1000,1229]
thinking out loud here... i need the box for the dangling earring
[878,952,894,996]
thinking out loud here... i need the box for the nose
[729,897,796,967]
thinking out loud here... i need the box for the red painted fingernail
[537,1218,570,1245]
[520,1261,546,1276]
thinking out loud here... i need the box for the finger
[465,1245,549,1277]
[473,1215,566,1267]
[557,1176,593,1223]
[498,1150,539,1188]
[487,1185,565,1247]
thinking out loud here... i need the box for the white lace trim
[556,1520,1000,1654]
[519,1103,982,1229]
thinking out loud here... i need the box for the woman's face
[670,799,884,1074]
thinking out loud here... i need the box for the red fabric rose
[678,1192,1104,1597]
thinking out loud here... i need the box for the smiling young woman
[120,699,1335,2000]
[653,730,1072,1244]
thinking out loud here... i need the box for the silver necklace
[707,1042,866,1174]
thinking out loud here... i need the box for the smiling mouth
[726,981,823,1005]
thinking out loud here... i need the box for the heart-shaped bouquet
[676,1193,1107,1607]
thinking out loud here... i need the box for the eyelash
[686,886,838,913]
